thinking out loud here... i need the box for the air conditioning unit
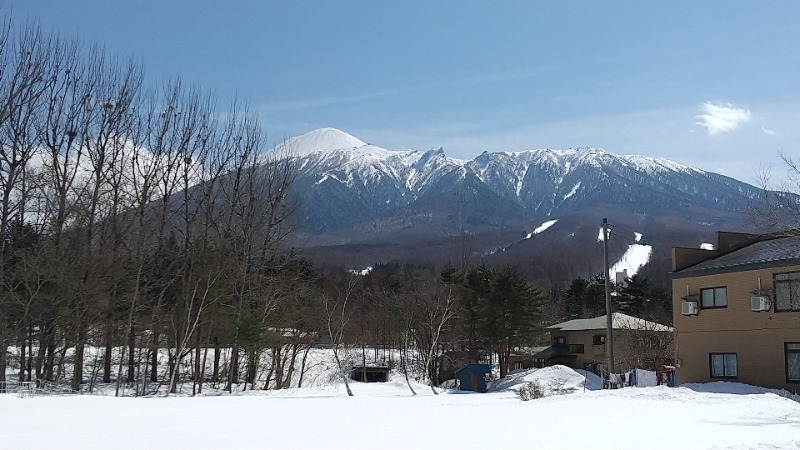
[751,296,771,312]
[681,301,698,316]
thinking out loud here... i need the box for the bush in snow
[547,382,577,396]
[515,380,545,401]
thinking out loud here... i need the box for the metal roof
[677,235,800,275]
[547,312,673,332]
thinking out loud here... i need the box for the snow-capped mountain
[280,128,762,235]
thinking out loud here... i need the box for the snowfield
[3,366,800,450]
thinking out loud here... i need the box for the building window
[593,335,606,345]
[701,287,727,308]
[775,272,800,312]
[554,336,566,344]
[786,343,800,382]
[569,344,584,354]
[709,353,737,378]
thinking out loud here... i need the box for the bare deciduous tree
[405,279,459,394]
[613,315,674,372]
[750,151,800,234]
[0,12,310,396]
[323,275,358,396]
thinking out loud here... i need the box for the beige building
[672,231,800,391]
[545,313,673,373]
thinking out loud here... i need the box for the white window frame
[701,287,727,308]
[786,343,800,383]
[710,353,737,378]
[775,272,800,312]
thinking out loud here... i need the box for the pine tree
[462,266,544,378]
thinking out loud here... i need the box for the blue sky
[8,1,800,184]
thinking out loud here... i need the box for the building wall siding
[551,329,607,369]
[551,327,671,372]
[672,264,800,391]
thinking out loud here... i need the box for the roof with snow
[676,235,800,275]
[547,312,673,332]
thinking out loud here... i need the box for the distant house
[508,351,545,371]
[436,351,480,385]
[672,231,800,391]
[545,313,673,373]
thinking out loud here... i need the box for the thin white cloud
[761,126,776,136]
[260,64,575,116]
[695,101,752,135]
[261,87,408,112]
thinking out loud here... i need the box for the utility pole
[602,218,615,382]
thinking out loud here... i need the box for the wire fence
[0,380,80,398]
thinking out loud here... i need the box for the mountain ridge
[279,128,760,232]
[277,128,769,282]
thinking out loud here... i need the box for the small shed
[350,364,389,383]
[457,364,492,393]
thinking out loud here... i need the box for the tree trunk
[35,330,49,381]
[245,350,258,389]
[297,345,313,389]
[150,332,159,382]
[282,344,301,389]
[127,328,136,382]
[138,348,148,397]
[25,333,33,382]
[103,325,113,383]
[426,347,439,395]
[498,342,510,379]
[0,337,6,393]
[400,336,417,396]
[193,339,201,396]
[199,346,207,395]
[88,352,100,393]
[71,328,87,391]
[115,344,127,397]
[44,339,56,381]
[226,344,239,392]
[56,347,67,382]
[18,337,26,382]
[168,345,184,394]
[273,347,284,390]
[263,349,276,390]
[331,347,353,397]
[212,338,220,385]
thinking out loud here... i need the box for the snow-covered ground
[3,365,799,450]
[604,231,652,279]
[610,242,652,278]
[524,218,558,240]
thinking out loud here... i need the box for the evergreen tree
[616,275,671,323]
[461,265,544,378]
[585,274,609,317]
[562,277,590,320]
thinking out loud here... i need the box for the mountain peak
[276,128,368,156]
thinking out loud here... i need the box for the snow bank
[488,365,600,394]
[574,369,603,390]
[682,380,800,401]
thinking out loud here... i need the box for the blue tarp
[457,364,491,392]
